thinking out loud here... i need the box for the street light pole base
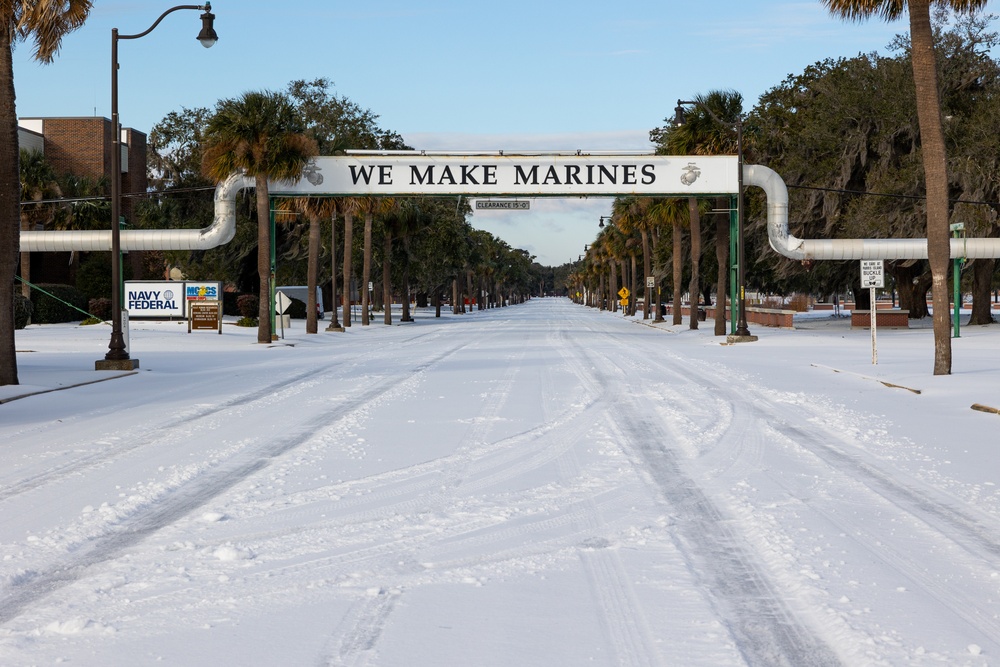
[325,325,346,332]
[726,334,759,344]
[96,358,140,371]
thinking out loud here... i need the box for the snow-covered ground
[2,298,1000,666]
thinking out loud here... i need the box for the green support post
[729,194,738,335]
[270,197,276,339]
[951,223,964,339]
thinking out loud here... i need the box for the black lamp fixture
[98,4,218,371]
[674,98,751,339]
[599,215,613,228]
[197,4,218,47]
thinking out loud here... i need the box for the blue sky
[13,1,1000,266]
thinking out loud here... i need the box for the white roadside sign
[860,260,884,365]
[861,260,884,289]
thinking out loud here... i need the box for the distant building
[18,117,148,285]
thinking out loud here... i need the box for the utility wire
[787,183,999,207]
[20,185,216,207]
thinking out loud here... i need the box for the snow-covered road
[3,298,1000,666]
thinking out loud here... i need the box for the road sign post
[275,290,292,340]
[860,260,884,365]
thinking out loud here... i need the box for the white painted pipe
[744,163,1000,260]
[20,164,1000,262]
[19,171,253,252]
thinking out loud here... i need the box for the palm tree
[381,199,427,325]
[202,90,318,344]
[1,1,92,386]
[340,199,360,327]
[357,196,394,326]
[614,197,657,318]
[325,201,344,331]
[18,149,62,298]
[823,0,986,374]
[655,89,745,334]
[283,195,337,334]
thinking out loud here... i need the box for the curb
[0,371,139,405]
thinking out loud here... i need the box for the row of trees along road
[569,6,996,376]
[144,79,540,343]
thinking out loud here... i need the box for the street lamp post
[674,99,754,341]
[97,4,218,371]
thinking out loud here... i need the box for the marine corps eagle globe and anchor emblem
[680,162,701,186]
[303,160,324,186]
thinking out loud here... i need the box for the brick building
[18,117,148,284]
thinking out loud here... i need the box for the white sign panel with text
[270,155,740,197]
[125,281,184,317]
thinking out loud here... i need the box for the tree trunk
[630,254,638,316]
[620,260,628,312]
[328,208,341,330]
[672,220,683,326]
[342,211,353,326]
[609,263,618,313]
[641,228,651,319]
[0,27,19,385]
[891,263,930,319]
[306,210,320,334]
[383,229,392,325]
[688,197,701,330]
[969,258,996,325]
[255,175,272,344]
[854,281,872,311]
[715,200,729,336]
[452,278,460,315]
[361,211,373,325]
[401,261,413,323]
[909,0,951,374]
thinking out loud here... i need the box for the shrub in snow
[31,284,88,323]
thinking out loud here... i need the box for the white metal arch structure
[746,164,1000,260]
[20,171,253,253]
[19,154,738,253]
[19,155,1000,260]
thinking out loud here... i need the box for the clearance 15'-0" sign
[269,155,740,197]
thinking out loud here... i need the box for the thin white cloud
[403,130,654,152]
[695,1,900,49]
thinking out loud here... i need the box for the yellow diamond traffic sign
[618,287,630,299]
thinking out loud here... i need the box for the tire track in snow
[0,335,474,627]
[658,351,1000,651]
[0,329,441,506]
[548,321,667,666]
[560,318,842,667]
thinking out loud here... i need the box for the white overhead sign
[269,155,740,197]
[860,260,884,289]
